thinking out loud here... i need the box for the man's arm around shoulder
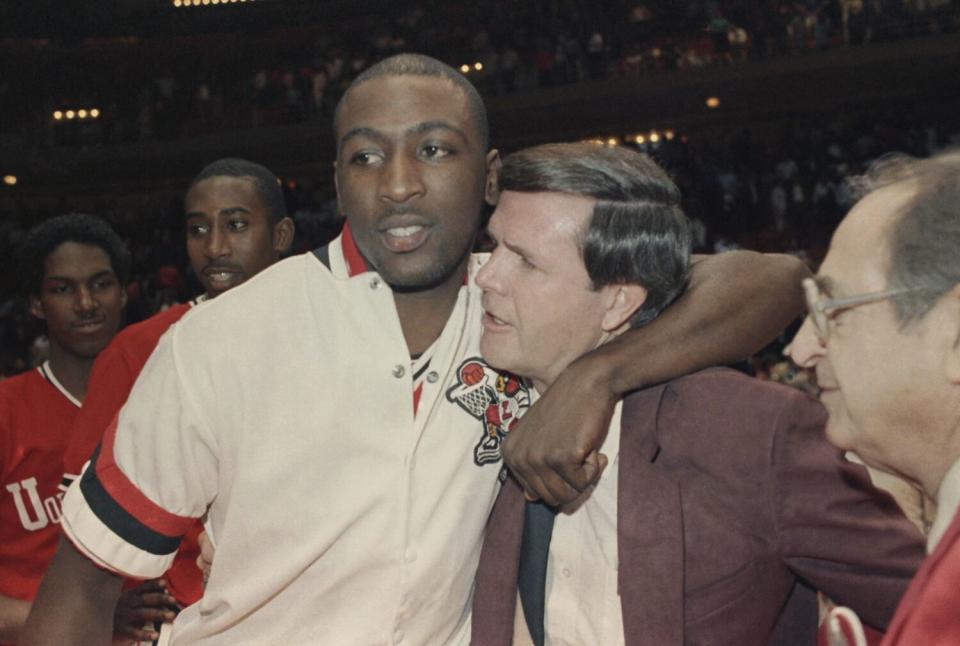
[504,250,810,506]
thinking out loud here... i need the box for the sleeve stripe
[62,477,174,579]
[92,414,198,538]
[81,445,182,555]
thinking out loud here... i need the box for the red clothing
[881,509,960,645]
[0,365,79,602]
[63,301,203,606]
[63,303,191,476]
[472,369,923,645]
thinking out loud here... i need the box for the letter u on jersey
[6,477,49,531]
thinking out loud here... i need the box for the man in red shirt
[791,151,960,645]
[60,158,293,643]
[0,214,129,644]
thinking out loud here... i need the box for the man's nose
[74,285,98,314]
[475,251,504,294]
[379,155,425,203]
[205,226,230,259]
[787,316,825,368]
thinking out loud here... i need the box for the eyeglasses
[801,277,928,343]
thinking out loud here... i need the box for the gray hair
[499,143,691,327]
[850,149,960,327]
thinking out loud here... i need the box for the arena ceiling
[0,0,373,40]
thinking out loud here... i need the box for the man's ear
[484,149,501,207]
[601,284,648,333]
[273,216,296,255]
[942,285,960,385]
[28,294,45,321]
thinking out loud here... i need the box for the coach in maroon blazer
[470,142,924,645]
[471,370,923,645]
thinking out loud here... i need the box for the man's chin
[382,264,462,293]
[824,418,858,453]
[478,341,514,374]
[67,338,114,361]
[202,277,242,298]
[366,241,473,291]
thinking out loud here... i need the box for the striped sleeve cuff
[60,445,196,579]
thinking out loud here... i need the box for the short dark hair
[333,53,490,151]
[499,143,691,327]
[17,213,131,298]
[852,150,960,327]
[188,158,286,224]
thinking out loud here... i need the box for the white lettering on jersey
[5,477,64,531]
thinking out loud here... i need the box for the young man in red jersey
[59,158,293,643]
[0,214,128,644]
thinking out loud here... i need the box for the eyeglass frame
[801,277,930,343]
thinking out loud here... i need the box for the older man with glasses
[790,151,960,645]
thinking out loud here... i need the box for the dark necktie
[518,500,556,646]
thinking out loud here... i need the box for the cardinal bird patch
[446,358,531,466]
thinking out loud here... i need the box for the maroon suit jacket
[881,508,960,645]
[472,369,925,645]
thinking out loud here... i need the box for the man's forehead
[817,238,883,297]
[44,243,114,277]
[337,75,473,138]
[186,176,264,210]
[188,174,256,194]
[819,183,913,293]
[44,266,115,282]
[492,191,594,240]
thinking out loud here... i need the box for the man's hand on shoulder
[112,579,178,643]
[503,353,613,508]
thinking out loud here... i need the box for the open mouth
[380,224,431,253]
[482,311,510,329]
[73,318,106,333]
[203,268,242,286]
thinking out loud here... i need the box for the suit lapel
[472,477,526,646]
[618,385,685,645]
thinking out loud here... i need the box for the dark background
[2,0,959,375]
